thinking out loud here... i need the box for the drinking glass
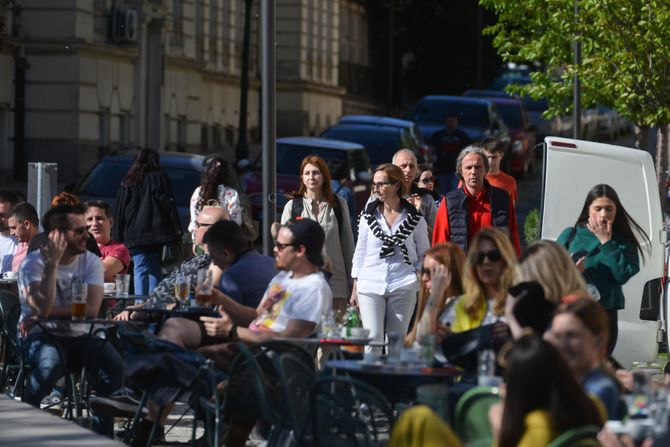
[195,269,213,306]
[174,273,190,305]
[115,273,130,298]
[71,280,87,321]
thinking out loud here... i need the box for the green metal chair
[274,352,317,446]
[547,425,601,447]
[298,375,395,447]
[454,386,501,447]
[0,291,27,397]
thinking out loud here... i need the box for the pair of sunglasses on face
[475,249,502,265]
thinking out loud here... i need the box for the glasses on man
[372,181,393,190]
[475,249,503,265]
[194,221,213,229]
[275,242,297,252]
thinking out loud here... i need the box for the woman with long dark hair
[189,156,242,233]
[281,155,354,316]
[113,148,182,295]
[492,335,603,447]
[557,184,648,353]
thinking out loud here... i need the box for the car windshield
[76,161,200,207]
[270,143,370,177]
[496,103,523,128]
[320,129,399,165]
[410,101,490,129]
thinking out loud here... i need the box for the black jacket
[112,170,182,248]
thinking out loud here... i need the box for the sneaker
[89,387,147,419]
[40,390,64,416]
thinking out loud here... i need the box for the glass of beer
[71,281,87,321]
[174,273,190,305]
[195,269,213,307]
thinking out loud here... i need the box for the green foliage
[523,208,541,245]
[479,0,670,127]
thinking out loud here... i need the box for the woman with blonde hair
[352,163,429,352]
[516,240,588,304]
[282,155,354,315]
[452,227,517,332]
[406,242,465,346]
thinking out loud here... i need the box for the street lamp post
[261,0,276,256]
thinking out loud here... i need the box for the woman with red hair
[281,155,355,316]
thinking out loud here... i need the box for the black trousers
[605,308,618,355]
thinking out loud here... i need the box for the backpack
[291,195,344,240]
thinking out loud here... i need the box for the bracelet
[229,323,239,341]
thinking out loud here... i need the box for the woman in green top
[557,184,648,354]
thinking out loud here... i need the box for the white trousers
[357,284,417,354]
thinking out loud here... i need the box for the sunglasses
[421,267,431,277]
[419,177,435,184]
[475,249,502,265]
[275,242,297,252]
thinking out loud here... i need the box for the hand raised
[41,230,67,265]
[586,215,612,244]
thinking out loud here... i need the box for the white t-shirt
[0,234,17,273]
[248,270,332,334]
[18,250,104,334]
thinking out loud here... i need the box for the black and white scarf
[362,198,421,265]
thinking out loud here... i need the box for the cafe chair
[454,386,501,447]
[297,376,395,447]
[0,291,28,397]
[547,425,601,447]
[273,352,317,446]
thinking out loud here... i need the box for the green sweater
[557,226,639,309]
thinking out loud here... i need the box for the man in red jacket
[432,146,521,256]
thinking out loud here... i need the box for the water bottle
[478,349,499,386]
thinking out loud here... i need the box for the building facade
[0,0,383,181]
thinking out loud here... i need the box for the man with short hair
[478,137,518,204]
[18,204,124,436]
[392,149,438,240]
[429,114,472,194]
[432,146,521,255]
[0,190,19,272]
[84,201,131,282]
[8,202,40,272]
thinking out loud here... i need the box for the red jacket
[432,185,521,256]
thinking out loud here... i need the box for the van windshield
[496,103,523,128]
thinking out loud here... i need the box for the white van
[541,137,666,368]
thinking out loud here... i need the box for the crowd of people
[0,129,663,447]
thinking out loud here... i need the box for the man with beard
[17,204,124,437]
[0,190,19,272]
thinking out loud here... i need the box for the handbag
[161,241,182,266]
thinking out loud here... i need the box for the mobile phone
[571,250,588,263]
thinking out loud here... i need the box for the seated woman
[452,227,517,333]
[405,242,465,346]
[490,335,603,447]
[546,297,623,420]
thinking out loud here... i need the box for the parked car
[320,123,422,168]
[336,115,431,164]
[71,150,206,244]
[463,91,537,177]
[408,95,511,150]
[241,137,372,221]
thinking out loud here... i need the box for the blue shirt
[218,249,277,308]
[583,367,621,420]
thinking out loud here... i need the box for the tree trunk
[635,124,649,151]
[655,124,669,213]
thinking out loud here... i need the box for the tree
[480,0,670,197]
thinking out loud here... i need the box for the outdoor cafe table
[100,294,149,318]
[130,305,219,331]
[323,359,461,405]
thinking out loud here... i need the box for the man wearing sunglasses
[17,204,124,436]
[433,146,521,256]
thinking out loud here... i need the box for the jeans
[357,284,418,354]
[131,246,162,295]
[20,331,125,436]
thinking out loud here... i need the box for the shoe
[40,390,64,416]
[89,387,148,419]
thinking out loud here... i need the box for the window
[99,108,110,153]
[171,0,183,47]
[209,0,219,64]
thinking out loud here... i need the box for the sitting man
[17,204,124,436]
[128,219,331,446]
[0,190,19,273]
[84,200,131,282]
[114,205,229,320]
[8,202,40,271]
